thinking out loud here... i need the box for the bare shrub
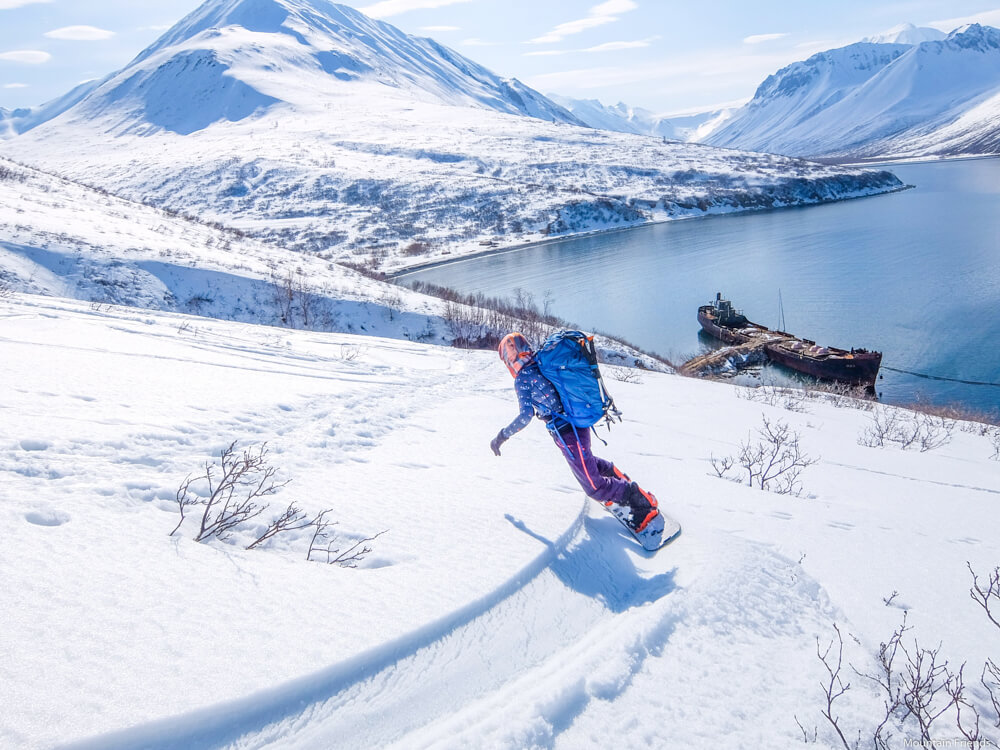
[813,615,968,749]
[0,278,14,299]
[171,441,288,543]
[402,241,430,256]
[806,568,1000,748]
[806,381,876,411]
[858,405,954,452]
[307,509,387,567]
[608,366,643,384]
[271,269,317,328]
[0,164,26,182]
[739,383,809,413]
[339,343,367,361]
[713,414,818,495]
[990,429,1000,462]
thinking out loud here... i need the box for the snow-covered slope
[547,95,737,142]
[0,79,102,140]
[0,0,903,273]
[705,24,1000,159]
[2,294,998,749]
[0,156,451,339]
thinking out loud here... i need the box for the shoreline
[388,182,913,280]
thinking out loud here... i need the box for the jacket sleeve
[500,373,536,439]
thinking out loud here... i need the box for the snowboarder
[490,332,659,533]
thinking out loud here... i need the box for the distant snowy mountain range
[546,96,736,143]
[0,0,901,273]
[559,23,1000,161]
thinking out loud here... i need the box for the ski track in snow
[63,518,839,750]
[275,535,836,750]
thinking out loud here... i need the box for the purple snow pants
[550,424,629,505]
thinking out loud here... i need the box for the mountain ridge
[704,23,1000,158]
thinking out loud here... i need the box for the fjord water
[402,158,1000,413]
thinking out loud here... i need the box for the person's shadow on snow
[505,513,677,613]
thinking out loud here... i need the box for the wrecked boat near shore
[694,293,882,388]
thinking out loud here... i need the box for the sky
[2,0,1000,114]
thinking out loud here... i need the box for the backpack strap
[583,335,622,429]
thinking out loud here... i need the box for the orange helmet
[498,332,533,376]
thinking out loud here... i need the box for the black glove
[490,431,506,456]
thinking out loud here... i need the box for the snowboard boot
[624,481,659,533]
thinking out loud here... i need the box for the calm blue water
[401,157,1000,414]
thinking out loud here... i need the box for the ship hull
[763,343,882,387]
[697,305,881,388]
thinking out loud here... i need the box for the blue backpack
[534,330,621,429]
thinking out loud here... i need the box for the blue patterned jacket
[500,360,565,439]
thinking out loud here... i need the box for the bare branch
[307,509,386,567]
[171,441,291,544]
[246,502,311,550]
[169,473,198,537]
[983,659,1000,729]
[969,562,1000,630]
[817,624,856,750]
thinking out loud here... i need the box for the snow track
[64,508,842,750]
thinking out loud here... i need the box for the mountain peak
[944,22,1000,50]
[38,0,582,136]
[862,22,946,45]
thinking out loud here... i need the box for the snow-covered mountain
[547,95,736,142]
[0,0,902,273]
[34,0,581,135]
[862,22,947,45]
[704,24,1000,159]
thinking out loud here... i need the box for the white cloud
[743,33,788,45]
[531,17,615,44]
[528,0,638,44]
[359,0,472,19]
[421,25,460,32]
[3,82,28,88]
[590,0,638,14]
[0,0,51,8]
[584,37,656,52]
[524,50,569,57]
[44,25,116,41]
[0,50,52,64]
[523,44,827,99]
[926,9,1000,33]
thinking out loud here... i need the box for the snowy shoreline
[388,180,913,278]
